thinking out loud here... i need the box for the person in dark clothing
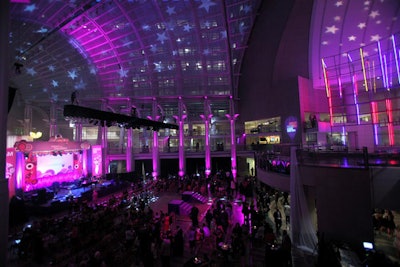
[173,226,184,256]
[273,208,282,233]
[190,206,199,226]
[205,209,213,228]
[71,90,79,105]
[280,230,292,267]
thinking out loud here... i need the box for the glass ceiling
[9,0,262,112]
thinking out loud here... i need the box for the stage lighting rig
[63,105,179,131]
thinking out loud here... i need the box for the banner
[6,148,16,198]
[91,145,102,177]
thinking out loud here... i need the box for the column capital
[225,113,239,120]
[200,114,213,120]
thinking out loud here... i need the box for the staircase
[191,192,208,204]
[179,201,193,216]
[181,191,208,204]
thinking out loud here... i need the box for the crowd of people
[7,172,295,267]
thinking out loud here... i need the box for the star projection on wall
[311,0,400,89]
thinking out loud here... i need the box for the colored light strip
[377,41,387,88]
[341,126,346,146]
[386,99,394,146]
[328,93,333,126]
[383,55,390,90]
[391,35,400,84]
[353,90,360,125]
[374,124,379,146]
[372,60,377,92]
[371,102,378,124]
[360,48,368,92]
[338,76,343,98]
[321,59,330,98]
[371,101,379,146]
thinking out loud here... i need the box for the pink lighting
[371,102,378,124]
[386,99,395,146]
[178,119,185,177]
[91,145,102,177]
[200,114,212,177]
[152,130,159,178]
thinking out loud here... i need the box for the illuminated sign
[285,116,298,140]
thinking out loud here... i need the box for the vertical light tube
[328,93,333,126]
[341,126,346,146]
[377,41,387,88]
[152,130,158,179]
[178,119,185,177]
[202,115,212,177]
[371,101,379,145]
[385,99,394,146]
[322,59,334,126]
[338,76,343,98]
[383,55,390,90]
[126,128,132,172]
[226,114,239,181]
[353,90,360,125]
[360,48,369,92]
[391,35,400,84]
[321,59,330,97]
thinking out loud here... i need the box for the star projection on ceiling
[10,0,261,106]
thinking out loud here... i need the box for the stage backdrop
[13,138,90,192]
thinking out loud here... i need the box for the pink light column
[174,115,186,177]
[371,101,379,146]
[226,113,239,181]
[200,114,213,177]
[148,114,160,179]
[386,99,395,146]
[152,129,159,179]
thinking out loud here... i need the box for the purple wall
[238,0,314,145]
[300,165,374,249]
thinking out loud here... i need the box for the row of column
[71,97,239,181]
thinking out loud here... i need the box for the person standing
[273,208,282,233]
[280,230,292,267]
[284,204,291,229]
[173,226,184,257]
[160,235,171,267]
[190,205,199,227]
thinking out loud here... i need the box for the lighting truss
[63,105,179,131]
